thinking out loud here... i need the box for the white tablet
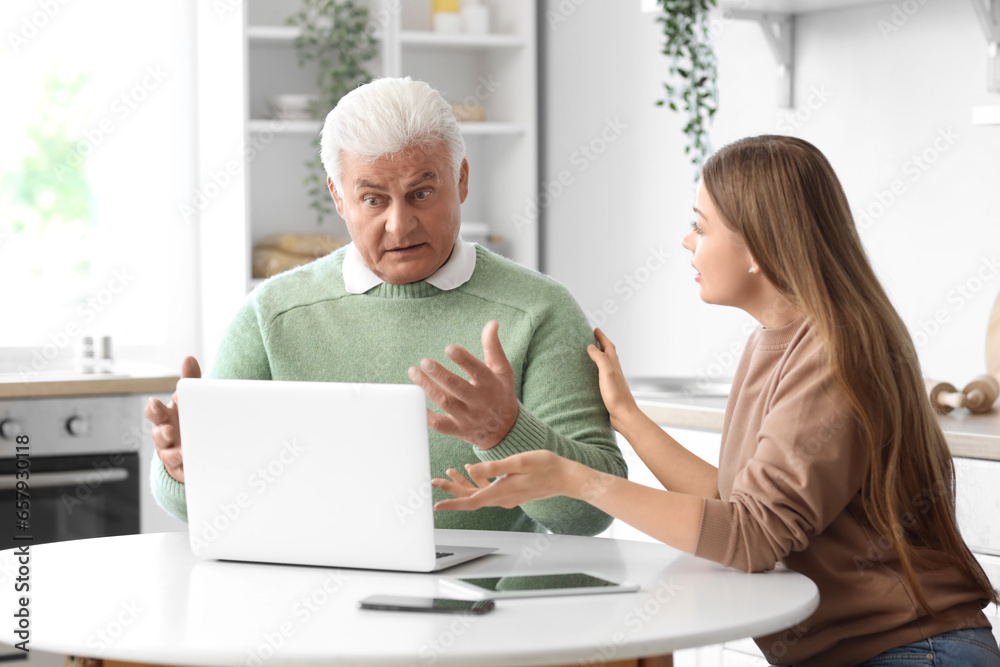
[439,571,639,599]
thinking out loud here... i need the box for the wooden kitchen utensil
[961,374,999,413]
[924,378,966,414]
[988,288,1000,381]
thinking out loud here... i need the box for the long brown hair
[701,135,998,612]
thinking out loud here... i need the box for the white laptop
[177,378,497,572]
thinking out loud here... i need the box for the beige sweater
[695,317,990,666]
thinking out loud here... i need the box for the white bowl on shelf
[268,94,319,119]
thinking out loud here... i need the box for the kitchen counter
[0,361,179,399]
[634,393,1000,462]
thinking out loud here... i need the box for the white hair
[320,77,466,194]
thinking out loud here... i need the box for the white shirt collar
[342,237,477,294]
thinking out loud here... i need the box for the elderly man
[146,77,626,536]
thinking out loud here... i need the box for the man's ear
[457,159,469,204]
[328,177,345,218]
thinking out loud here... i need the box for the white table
[0,530,817,666]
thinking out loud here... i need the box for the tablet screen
[459,572,620,592]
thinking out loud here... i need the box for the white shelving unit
[974,105,1000,125]
[196,0,538,361]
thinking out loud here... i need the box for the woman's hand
[431,450,594,511]
[586,328,640,433]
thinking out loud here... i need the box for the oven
[1,394,142,548]
[1,393,143,663]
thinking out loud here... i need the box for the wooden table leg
[69,654,674,667]
[551,655,673,667]
[66,659,186,667]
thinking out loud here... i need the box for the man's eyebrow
[408,172,438,188]
[355,179,386,192]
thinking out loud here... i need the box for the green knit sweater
[151,245,626,535]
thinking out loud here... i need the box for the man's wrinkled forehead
[342,143,449,191]
[352,171,440,193]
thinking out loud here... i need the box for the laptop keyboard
[435,551,454,559]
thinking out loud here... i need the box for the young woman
[430,136,1000,666]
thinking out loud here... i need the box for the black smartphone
[358,594,496,614]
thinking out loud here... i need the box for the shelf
[247,119,523,136]
[247,25,300,42]
[248,119,321,134]
[973,105,1000,125]
[717,0,882,11]
[459,122,524,135]
[248,24,387,44]
[399,30,523,49]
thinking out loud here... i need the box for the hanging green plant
[287,0,378,225]
[656,0,718,172]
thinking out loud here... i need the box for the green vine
[656,0,718,172]
[286,0,378,225]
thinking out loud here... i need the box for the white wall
[541,1,1000,386]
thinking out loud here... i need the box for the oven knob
[66,415,91,437]
[0,419,22,440]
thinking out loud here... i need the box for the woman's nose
[681,230,694,253]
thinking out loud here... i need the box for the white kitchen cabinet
[600,426,722,544]
[631,402,1000,666]
[955,457,1000,556]
[196,0,538,361]
[955,457,1000,646]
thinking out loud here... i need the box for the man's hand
[408,320,519,450]
[144,356,201,483]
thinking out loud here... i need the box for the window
[0,1,197,374]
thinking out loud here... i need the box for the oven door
[0,451,139,549]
